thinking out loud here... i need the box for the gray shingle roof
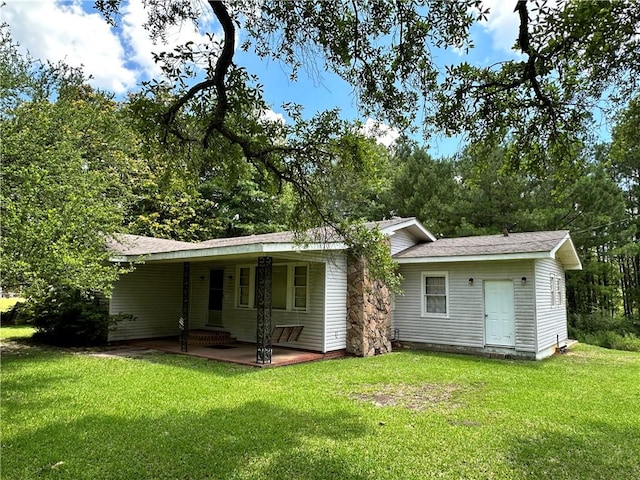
[106,234,203,256]
[107,222,579,269]
[107,220,409,257]
[394,230,570,258]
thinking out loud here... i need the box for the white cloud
[120,1,220,79]
[2,0,221,95]
[259,109,286,125]
[360,118,400,148]
[2,0,137,94]
[479,0,521,54]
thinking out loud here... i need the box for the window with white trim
[551,274,563,307]
[422,272,448,316]
[237,266,251,308]
[293,265,308,310]
[236,263,309,312]
[272,265,288,310]
[556,276,562,305]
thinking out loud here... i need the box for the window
[236,263,309,311]
[237,266,251,307]
[556,277,562,306]
[422,272,448,316]
[293,265,308,310]
[272,265,288,310]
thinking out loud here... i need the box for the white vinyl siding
[193,258,327,352]
[110,257,333,353]
[236,263,308,312]
[108,263,183,341]
[535,258,568,352]
[390,229,420,255]
[395,260,536,352]
[323,253,348,352]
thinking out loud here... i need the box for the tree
[0,28,136,298]
[610,97,640,319]
[383,141,458,236]
[437,0,639,174]
[91,1,638,283]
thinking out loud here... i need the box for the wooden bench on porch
[187,329,236,346]
[272,324,304,344]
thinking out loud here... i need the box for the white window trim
[556,276,563,306]
[421,271,449,318]
[292,263,309,311]
[235,262,309,312]
[236,265,254,308]
[551,274,562,308]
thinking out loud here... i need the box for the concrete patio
[125,338,346,367]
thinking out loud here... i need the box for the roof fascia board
[395,251,551,264]
[109,241,346,263]
[550,234,583,270]
[380,218,437,242]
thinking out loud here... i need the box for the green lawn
[2,326,639,480]
[0,297,25,313]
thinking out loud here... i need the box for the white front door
[484,280,515,347]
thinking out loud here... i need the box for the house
[106,217,581,362]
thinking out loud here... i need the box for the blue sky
[3,0,524,156]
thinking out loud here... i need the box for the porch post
[256,256,272,364]
[180,261,190,352]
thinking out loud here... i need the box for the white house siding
[323,253,348,352]
[534,258,568,353]
[389,230,418,255]
[108,263,183,341]
[394,260,536,352]
[187,257,327,352]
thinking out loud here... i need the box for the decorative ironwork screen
[256,256,273,364]
[181,262,190,352]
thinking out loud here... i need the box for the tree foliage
[93,0,638,287]
[0,29,136,298]
[610,97,640,319]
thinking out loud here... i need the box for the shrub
[569,311,640,352]
[2,301,30,325]
[29,287,112,347]
[576,331,640,352]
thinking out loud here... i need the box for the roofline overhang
[394,251,554,264]
[550,234,583,270]
[109,241,347,263]
[395,249,582,270]
[380,218,437,242]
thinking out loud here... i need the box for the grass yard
[1,326,639,480]
[0,297,25,313]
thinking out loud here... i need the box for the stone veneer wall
[346,255,392,356]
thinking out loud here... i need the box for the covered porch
[109,252,348,362]
[126,338,346,367]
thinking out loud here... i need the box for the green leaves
[0,32,136,298]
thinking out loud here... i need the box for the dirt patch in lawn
[351,382,480,411]
[0,338,38,355]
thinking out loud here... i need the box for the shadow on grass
[508,422,640,480]
[3,400,371,480]
[0,336,256,380]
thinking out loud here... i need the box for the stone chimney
[346,255,393,357]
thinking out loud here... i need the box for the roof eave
[394,251,551,264]
[550,234,583,270]
[109,241,346,263]
[380,218,437,242]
